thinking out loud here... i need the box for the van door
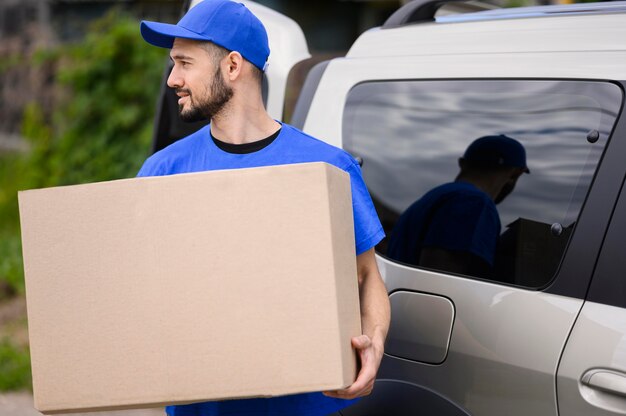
[557,105,626,416]
[151,0,310,152]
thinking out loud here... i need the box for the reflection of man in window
[387,135,529,278]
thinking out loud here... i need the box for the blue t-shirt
[387,182,500,268]
[137,123,384,416]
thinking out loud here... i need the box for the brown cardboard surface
[18,162,361,414]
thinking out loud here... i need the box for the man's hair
[200,42,264,85]
[200,41,229,64]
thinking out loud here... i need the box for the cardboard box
[19,162,361,414]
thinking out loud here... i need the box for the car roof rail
[383,0,626,28]
[383,0,467,28]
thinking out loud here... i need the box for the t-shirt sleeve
[422,194,500,265]
[136,154,164,178]
[344,160,385,255]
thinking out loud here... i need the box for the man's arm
[324,247,390,399]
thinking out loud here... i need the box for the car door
[339,74,621,413]
[556,100,626,416]
[338,82,624,416]
[289,15,625,414]
[151,0,310,152]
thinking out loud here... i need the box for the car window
[343,80,623,288]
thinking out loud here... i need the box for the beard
[177,66,234,123]
[495,180,516,205]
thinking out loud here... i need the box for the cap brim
[140,21,209,48]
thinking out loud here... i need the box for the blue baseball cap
[463,135,530,173]
[140,0,270,71]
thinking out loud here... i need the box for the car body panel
[302,51,626,147]
[557,153,626,416]
[349,12,626,58]
[386,291,455,364]
[368,257,582,415]
[557,302,626,415]
[342,379,472,416]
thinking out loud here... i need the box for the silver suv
[153,1,626,415]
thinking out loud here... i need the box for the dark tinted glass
[343,80,622,287]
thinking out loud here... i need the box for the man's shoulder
[153,126,208,159]
[280,124,339,150]
[137,126,209,177]
[279,124,357,169]
[430,183,497,221]
[433,182,492,203]
[408,182,493,216]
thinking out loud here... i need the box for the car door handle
[581,369,626,397]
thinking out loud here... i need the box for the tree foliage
[0,10,166,290]
[25,10,166,189]
[0,338,31,391]
[0,10,166,390]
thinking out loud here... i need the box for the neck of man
[210,92,281,145]
[455,173,507,202]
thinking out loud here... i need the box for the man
[137,1,390,415]
[387,135,529,278]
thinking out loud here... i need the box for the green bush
[0,338,31,391]
[0,10,166,298]
[22,10,166,189]
[0,10,166,391]
[0,235,24,298]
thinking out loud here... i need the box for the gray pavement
[0,392,164,416]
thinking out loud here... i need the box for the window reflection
[387,135,529,280]
[343,80,622,287]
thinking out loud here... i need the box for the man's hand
[323,334,384,399]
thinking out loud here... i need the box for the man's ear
[224,51,244,81]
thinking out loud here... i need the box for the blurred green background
[0,8,167,391]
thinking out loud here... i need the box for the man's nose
[167,66,182,89]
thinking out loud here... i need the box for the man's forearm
[357,248,390,350]
[323,248,390,399]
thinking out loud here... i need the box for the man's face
[494,179,516,205]
[167,38,233,122]
[495,169,524,205]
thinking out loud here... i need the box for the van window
[343,80,622,287]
